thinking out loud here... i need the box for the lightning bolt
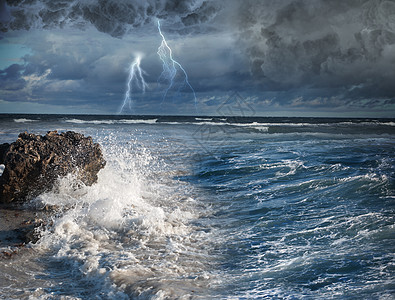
[157,20,197,111]
[119,54,148,114]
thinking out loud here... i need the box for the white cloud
[21,68,51,99]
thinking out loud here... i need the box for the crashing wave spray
[157,20,197,111]
[119,55,148,114]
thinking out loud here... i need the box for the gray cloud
[0,0,220,37]
[0,29,129,107]
[0,27,246,112]
[0,63,26,92]
[1,0,394,116]
[236,0,395,99]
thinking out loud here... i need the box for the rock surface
[0,207,45,249]
[0,131,106,203]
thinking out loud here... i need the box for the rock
[0,207,49,254]
[0,131,106,203]
[0,142,9,164]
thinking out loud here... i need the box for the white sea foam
[65,118,116,124]
[353,121,395,126]
[158,121,271,131]
[195,117,213,121]
[251,126,269,132]
[33,139,214,298]
[14,118,37,123]
[60,118,394,135]
[118,119,158,124]
[64,118,158,125]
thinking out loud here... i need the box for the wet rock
[0,207,47,251]
[0,131,106,203]
[0,142,9,164]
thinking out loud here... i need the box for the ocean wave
[14,118,37,123]
[158,120,270,129]
[65,118,116,124]
[64,118,158,125]
[60,118,395,136]
[118,119,158,124]
[195,117,213,121]
[1,115,393,299]
[340,121,395,126]
[31,139,214,298]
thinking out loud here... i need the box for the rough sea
[0,114,394,299]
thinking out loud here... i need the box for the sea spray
[32,135,215,298]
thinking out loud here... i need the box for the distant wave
[65,119,116,125]
[340,121,395,126]
[251,126,269,132]
[119,119,158,124]
[195,117,213,121]
[60,118,394,135]
[14,118,37,123]
[159,120,395,127]
[64,118,158,125]
[157,121,269,127]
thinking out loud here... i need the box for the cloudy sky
[0,0,394,117]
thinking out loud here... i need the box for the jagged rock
[0,207,49,252]
[0,142,9,164]
[0,131,106,203]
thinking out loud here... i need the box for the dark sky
[0,0,394,117]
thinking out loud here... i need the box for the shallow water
[0,115,394,299]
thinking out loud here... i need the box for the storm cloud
[1,0,219,37]
[236,0,395,100]
[0,0,394,116]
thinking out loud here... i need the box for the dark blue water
[0,114,394,299]
[197,135,394,298]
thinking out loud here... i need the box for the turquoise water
[0,115,394,299]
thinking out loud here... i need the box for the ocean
[0,114,394,299]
